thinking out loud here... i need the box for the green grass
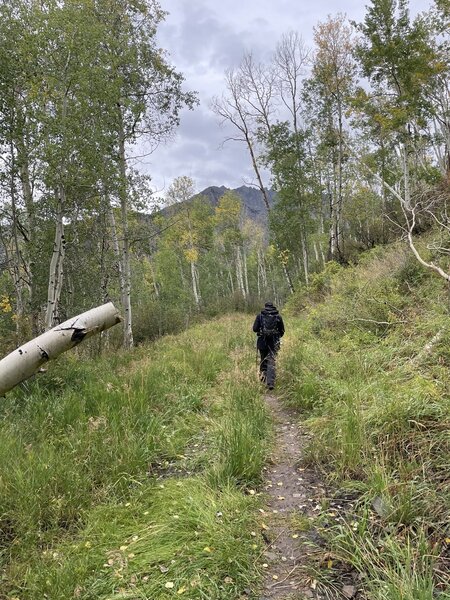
[279,244,450,598]
[9,479,263,600]
[0,314,270,599]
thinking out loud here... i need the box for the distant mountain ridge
[198,185,276,226]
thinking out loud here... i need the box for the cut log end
[0,302,123,396]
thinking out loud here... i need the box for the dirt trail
[259,393,327,600]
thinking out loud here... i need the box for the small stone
[342,585,357,598]
[263,551,277,561]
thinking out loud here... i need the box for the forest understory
[0,240,449,599]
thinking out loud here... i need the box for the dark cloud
[148,0,432,195]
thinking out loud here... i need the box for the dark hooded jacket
[253,304,285,351]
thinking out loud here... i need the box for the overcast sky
[137,0,433,197]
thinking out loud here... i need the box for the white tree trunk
[118,112,133,349]
[258,250,268,291]
[236,247,247,299]
[243,248,250,297]
[228,264,235,295]
[108,202,127,310]
[301,231,309,285]
[0,303,122,396]
[45,193,65,330]
[190,261,202,307]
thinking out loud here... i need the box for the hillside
[198,186,276,227]
[279,241,450,598]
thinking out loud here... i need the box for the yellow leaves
[184,247,199,263]
[203,546,213,553]
[0,295,12,313]
[278,249,290,267]
[177,586,187,594]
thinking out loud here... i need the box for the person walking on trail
[253,302,285,390]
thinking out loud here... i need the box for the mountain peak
[198,185,275,225]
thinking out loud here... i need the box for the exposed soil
[258,394,360,600]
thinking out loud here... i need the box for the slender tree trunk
[257,259,261,297]
[336,100,344,258]
[107,201,126,306]
[313,241,319,263]
[45,191,65,330]
[327,174,337,260]
[243,248,250,297]
[227,262,235,295]
[147,257,159,299]
[235,246,247,299]
[8,150,25,338]
[16,102,37,334]
[258,250,268,291]
[190,261,201,307]
[118,114,133,348]
[281,261,295,294]
[245,133,272,212]
[300,229,309,285]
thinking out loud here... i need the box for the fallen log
[0,302,122,396]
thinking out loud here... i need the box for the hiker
[253,302,285,390]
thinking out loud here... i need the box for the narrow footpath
[259,393,325,599]
[259,393,361,600]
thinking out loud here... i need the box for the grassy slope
[279,242,450,599]
[0,315,270,599]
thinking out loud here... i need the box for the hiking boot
[259,371,267,383]
[267,384,274,390]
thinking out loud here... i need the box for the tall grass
[0,314,270,599]
[280,245,450,597]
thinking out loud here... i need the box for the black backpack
[261,313,279,337]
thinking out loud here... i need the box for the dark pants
[257,337,279,387]
[259,346,272,373]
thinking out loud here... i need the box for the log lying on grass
[0,302,122,396]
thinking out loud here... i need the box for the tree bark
[190,261,202,307]
[236,246,247,299]
[0,303,122,396]
[117,113,133,348]
[45,191,65,330]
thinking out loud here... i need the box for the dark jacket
[253,306,285,350]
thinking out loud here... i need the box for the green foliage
[354,0,444,129]
[279,241,450,595]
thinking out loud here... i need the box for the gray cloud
[147,0,433,196]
